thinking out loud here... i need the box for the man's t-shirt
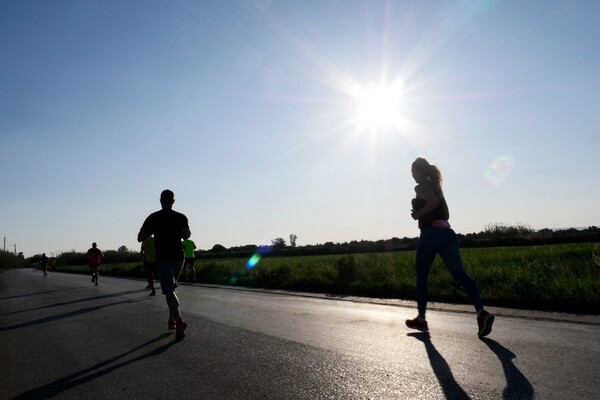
[140,209,189,262]
[182,239,196,259]
[87,248,103,265]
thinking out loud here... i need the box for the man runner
[137,189,191,341]
[87,243,104,286]
[40,253,49,277]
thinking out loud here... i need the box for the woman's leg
[415,230,438,318]
[439,231,484,312]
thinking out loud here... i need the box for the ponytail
[412,157,443,189]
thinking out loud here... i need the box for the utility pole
[3,236,5,252]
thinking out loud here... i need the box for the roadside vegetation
[0,250,27,273]
[25,242,600,314]
[4,225,599,313]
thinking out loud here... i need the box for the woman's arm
[411,184,439,220]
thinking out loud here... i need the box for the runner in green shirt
[182,238,197,281]
[141,236,157,295]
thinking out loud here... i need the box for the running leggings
[415,228,483,317]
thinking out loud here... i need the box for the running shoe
[175,319,188,341]
[477,310,495,338]
[405,317,429,332]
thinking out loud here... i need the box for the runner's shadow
[2,289,146,315]
[480,338,534,399]
[0,287,85,301]
[407,332,471,400]
[12,333,175,399]
[0,295,151,332]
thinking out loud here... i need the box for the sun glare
[353,79,405,132]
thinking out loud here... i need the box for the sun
[353,79,405,132]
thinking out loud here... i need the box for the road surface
[1,269,598,399]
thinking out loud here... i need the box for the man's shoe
[406,317,429,332]
[175,319,188,341]
[168,319,176,330]
[477,310,495,338]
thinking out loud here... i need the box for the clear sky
[1,0,599,257]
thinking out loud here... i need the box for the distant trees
[483,222,533,238]
[20,225,600,267]
[34,248,141,266]
[0,250,27,269]
[273,234,301,249]
[460,224,600,248]
[211,244,227,253]
[229,244,257,252]
[271,238,286,249]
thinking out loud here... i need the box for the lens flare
[246,253,261,269]
[484,156,516,187]
[246,245,272,269]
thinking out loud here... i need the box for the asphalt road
[1,269,598,399]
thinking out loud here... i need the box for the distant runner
[87,243,104,286]
[182,238,197,281]
[40,253,49,277]
[141,236,157,296]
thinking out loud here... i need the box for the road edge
[179,281,600,326]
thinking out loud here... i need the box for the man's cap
[160,189,175,202]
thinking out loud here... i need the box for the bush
[336,255,359,290]
[0,250,27,269]
[197,261,246,285]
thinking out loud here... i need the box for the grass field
[53,242,600,313]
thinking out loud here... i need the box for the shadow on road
[481,338,535,400]
[0,293,151,332]
[407,332,471,400]
[0,286,86,301]
[12,333,176,399]
[2,289,146,316]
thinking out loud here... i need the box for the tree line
[201,225,600,260]
[9,224,600,268]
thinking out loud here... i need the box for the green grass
[31,242,600,313]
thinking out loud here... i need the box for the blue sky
[1,0,599,257]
